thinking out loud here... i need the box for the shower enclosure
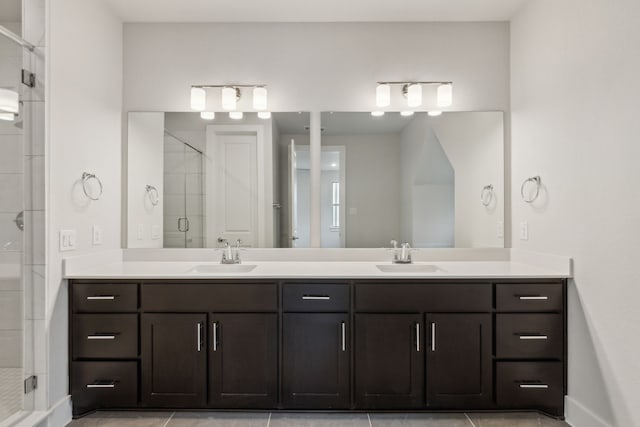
[0,6,39,423]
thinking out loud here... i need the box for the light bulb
[371,111,385,117]
[407,84,422,107]
[0,88,19,114]
[229,111,243,120]
[222,87,237,111]
[200,112,215,120]
[437,83,453,107]
[400,111,414,117]
[428,111,443,117]
[376,84,391,108]
[0,112,14,121]
[253,87,268,110]
[190,87,206,111]
[257,111,271,119]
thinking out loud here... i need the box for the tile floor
[68,411,571,427]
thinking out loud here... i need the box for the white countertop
[63,260,570,280]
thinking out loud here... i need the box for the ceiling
[103,0,530,23]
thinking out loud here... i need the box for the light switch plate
[92,226,102,245]
[59,229,77,251]
[519,221,529,240]
[151,225,161,240]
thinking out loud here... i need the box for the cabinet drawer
[496,284,563,312]
[73,283,138,313]
[71,361,138,415]
[283,284,349,312]
[73,314,138,359]
[496,361,564,416]
[355,283,491,312]
[496,314,563,359]
[142,283,277,312]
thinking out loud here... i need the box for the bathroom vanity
[67,260,568,419]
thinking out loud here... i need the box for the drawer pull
[431,322,436,352]
[302,295,331,300]
[416,323,421,352]
[197,322,203,352]
[519,335,548,340]
[86,296,116,300]
[86,382,116,389]
[519,384,549,389]
[87,335,116,340]
[213,321,219,351]
[518,296,548,300]
[341,321,346,352]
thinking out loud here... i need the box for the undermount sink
[187,264,257,274]
[376,264,441,273]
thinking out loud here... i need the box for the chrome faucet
[390,239,413,264]
[219,238,242,264]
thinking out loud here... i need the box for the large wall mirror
[125,111,504,248]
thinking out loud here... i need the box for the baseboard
[12,396,71,427]
[565,396,613,427]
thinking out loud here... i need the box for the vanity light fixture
[437,83,453,107]
[371,111,385,117]
[0,88,19,114]
[253,87,268,110]
[257,111,271,119]
[376,84,391,107]
[428,111,443,117]
[221,87,238,111]
[0,112,14,121]
[190,87,206,111]
[406,84,422,108]
[200,111,215,120]
[229,111,243,120]
[400,111,414,117]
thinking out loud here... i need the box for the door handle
[302,295,330,300]
[341,321,346,352]
[213,321,219,351]
[431,322,436,352]
[197,322,202,352]
[415,323,420,352]
[86,382,116,389]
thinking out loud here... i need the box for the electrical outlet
[92,226,103,245]
[137,224,144,240]
[59,229,77,251]
[519,221,529,241]
[497,221,504,239]
[151,225,161,240]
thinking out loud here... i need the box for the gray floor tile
[370,413,472,427]
[166,412,270,427]
[466,412,570,427]
[68,411,173,427]
[269,413,370,427]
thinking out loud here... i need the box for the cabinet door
[282,313,349,408]
[209,313,278,408]
[426,313,491,408]
[141,313,207,407]
[355,314,423,409]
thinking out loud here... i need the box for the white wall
[127,112,164,248]
[511,1,640,426]
[123,23,510,113]
[48,0,123,416]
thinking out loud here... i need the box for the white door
[288,138,299,247]
[207,131,259,247]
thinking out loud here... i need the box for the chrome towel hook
[480,184,494,207]
[521,176,541,203]
[146,185,160,206]
[82,172,103,201]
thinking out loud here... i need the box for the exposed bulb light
[200,112,215,120]
[437,83,453,107]
[257,111,271,119]
[0,112,14,121]
[371,111,385,117]
[190,87,206,111]
[428,111,443,117]
[0,88,19,114]
[229,111,243,120]
[407,84,422,107]
[331,163,337,167]
[376,84,391,107]
[400,111,414,117]
[222,87,238,111]
[253,87,268,110]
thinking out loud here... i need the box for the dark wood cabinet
[209,313,278,408]
[141,313,207,407]
[355,314,424,409]
[282,313,350,408]
[426,313,492,408]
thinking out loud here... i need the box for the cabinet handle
[87,335,116,340]
[415,323,420,352]
[518,335,548,340]
[518,296,548,300]
[86,382,116,389]
[197,323,202,352]
[431,322,436,352]
[213,321,219,351]
[519,384,549,389]
[341,321,346,352]
[302,295,330,300]
[86,296,115,300]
